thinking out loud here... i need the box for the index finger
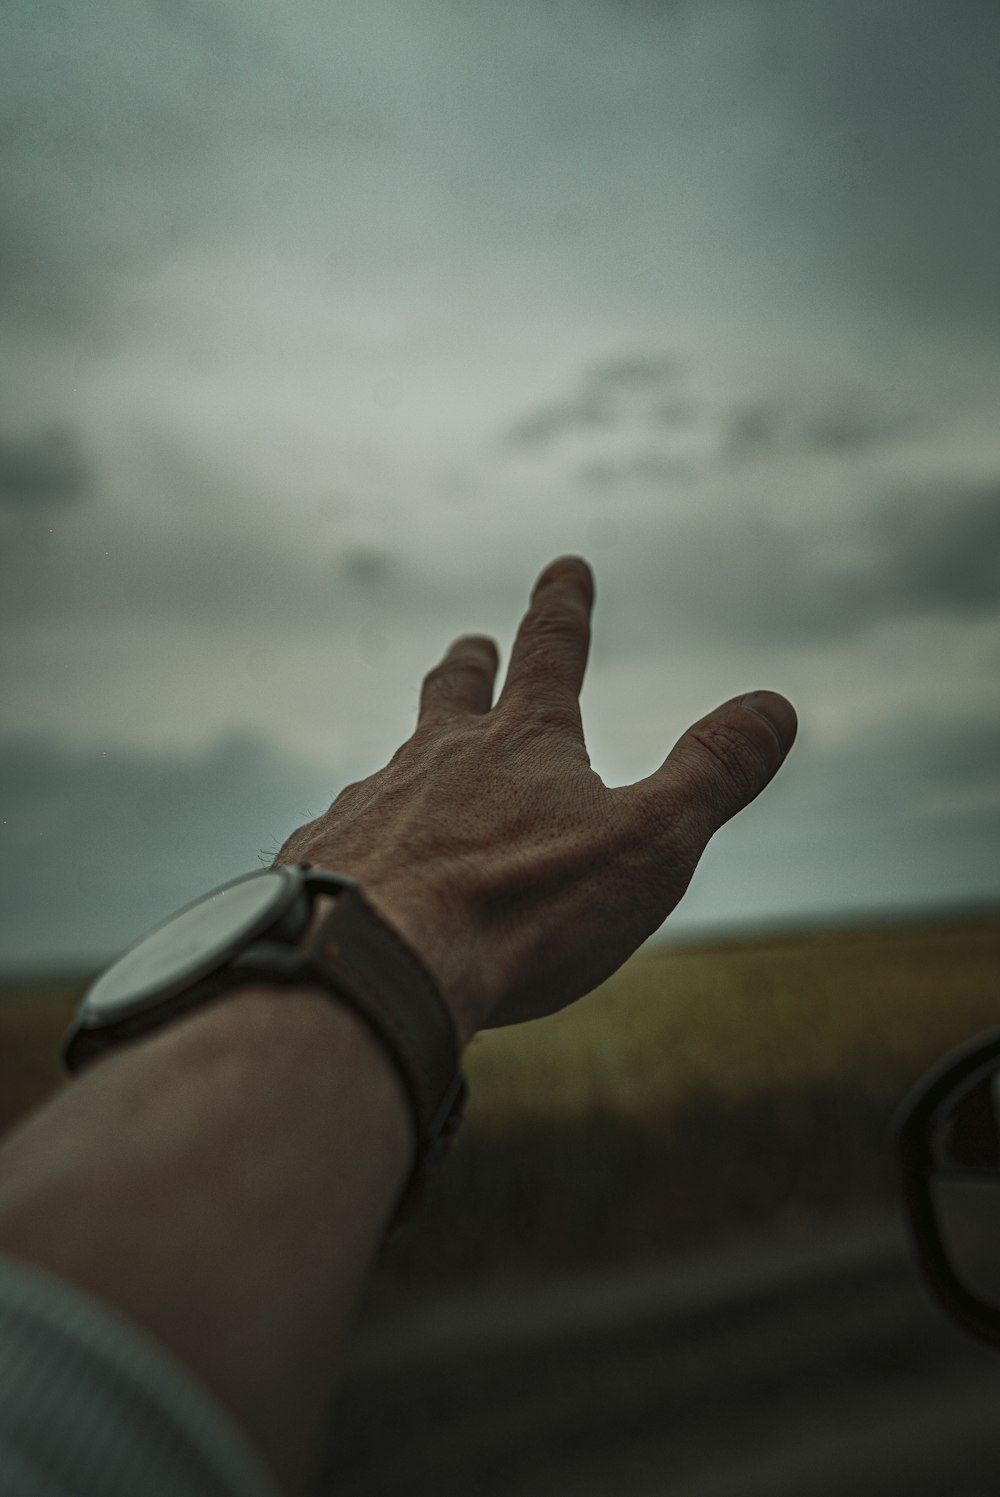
[494,556,595,736]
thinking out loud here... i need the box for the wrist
[177,978,427,1267]
[182,979,417,1156]
[304,889,481,1051]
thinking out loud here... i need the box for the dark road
[325,1210,1000,1496]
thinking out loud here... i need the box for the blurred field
[374,907,1000,1300]
[1,908,998,1302]
[462,908,1000,1131]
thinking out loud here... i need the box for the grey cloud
[803,407,921,456]
[754,697,1000,930]
[583,354,683,396]
[0,0,391,341]
[0,434,471,635]
[4,0,997,360]
[679,689,1000,942]
[535,366,929,486]
[914,705,1000,806]
[503,391,615,450]
[603,473,1000,653]
[648,397,701,430]
[768,478,1000,636]
[0,727,366,978]
[1,8,212,338]
[721,402,786,463]
[790,695,1000,821]
[343,547,395,588]
[873,479,1000,617]
[578,451,695,488]
[721,385,930,465]
[577,458,614,487]
[631,452,695,483]
[747,0,1000,335]
[0,426,91,507]
[502,352,686,451]
[3,417,989,655]
[513,358,926,473]
[146,0,258,57]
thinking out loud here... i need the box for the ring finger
[416,635,500,727]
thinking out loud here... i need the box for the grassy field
[1,908,998,1301]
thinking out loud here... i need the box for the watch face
[83,869,289,1018]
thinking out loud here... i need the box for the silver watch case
[61,864,352,1073]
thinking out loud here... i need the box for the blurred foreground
[2,909,999,1493]
[331,1207,1000,1497]
[373,906,1000,1300]
[1,908,998,1299]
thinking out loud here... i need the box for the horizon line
[2,895,999,991]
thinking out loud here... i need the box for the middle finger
[494,556,594,738]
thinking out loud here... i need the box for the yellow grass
[461,909,1000,1135]
[1,910,998,1144]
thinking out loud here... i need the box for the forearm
[0,982,417,1497]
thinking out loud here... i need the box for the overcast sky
[2,0,999,979]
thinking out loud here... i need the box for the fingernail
[537,555,590,587]
[741,693,797,754]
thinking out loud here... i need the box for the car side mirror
[896,1030,1000,1347]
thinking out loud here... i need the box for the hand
[273,555,797,1047]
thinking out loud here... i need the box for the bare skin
[280,553,797,1047]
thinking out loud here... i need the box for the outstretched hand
[274,556,797,1047]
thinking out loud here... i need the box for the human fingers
[416,635,501,729]
[493,555,595,740]
[631,690,798,855]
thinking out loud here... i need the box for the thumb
[656,691,798,850]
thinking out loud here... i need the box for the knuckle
[426,645,494,682]
[688,720,768,805]
[422,663,455,690]
[520,605,580,660]
[494,693,577,747]
[532,592,587,628]
[459,634,499,661]
[422,665,465,697]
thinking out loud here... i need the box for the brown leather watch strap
[163,879,468,1232]
[303,881,468,1172]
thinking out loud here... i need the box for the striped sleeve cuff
[0,1251,283,1497]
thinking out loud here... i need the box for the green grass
[2,909,998,1301]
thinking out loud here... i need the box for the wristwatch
[60,863,469,1233]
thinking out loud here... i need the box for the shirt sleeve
[0,1251,284,1497]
